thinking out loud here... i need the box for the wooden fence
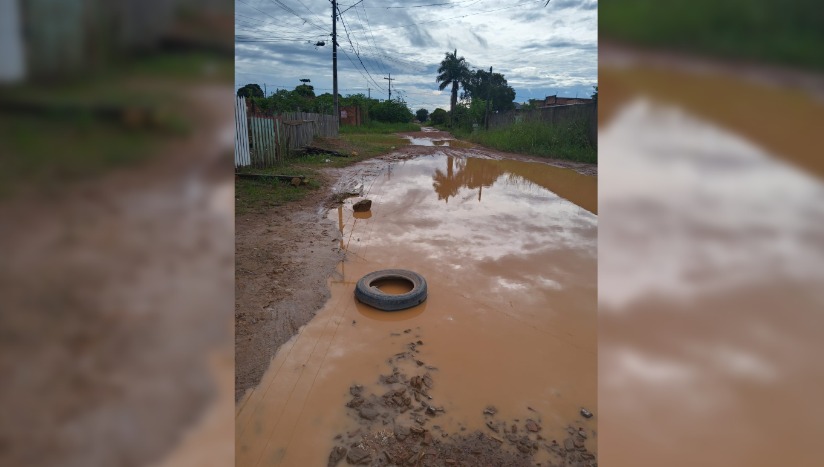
[235,98,339,168]
[488,103,597,147]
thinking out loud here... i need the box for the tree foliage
[591,85,598,103]
[430,108,448,125]
[369,100,413,123]
[415,108,429,122]
[461,69,516,112]
[237,83,263,99]
[436,49,470,123]
[294,84,315,98]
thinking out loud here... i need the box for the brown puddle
[236,153,597,466]
[599,46,824,467]
[371,278,415,295]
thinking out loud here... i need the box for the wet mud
[326,340,597,467]
[236,148,597,466]
[599,44,824,467]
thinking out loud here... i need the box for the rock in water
[353,199,372,212]
[327,446,346,467]
[346,446,371,465]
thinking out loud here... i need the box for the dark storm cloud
[236,0,596,111]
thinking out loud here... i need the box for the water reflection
[430,155,597,213]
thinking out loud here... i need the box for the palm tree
[436,49,470,126]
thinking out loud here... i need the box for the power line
[354,1,391,76]
[336,4,386,91]
[264,0,328,33]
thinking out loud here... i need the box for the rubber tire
[354,269,428,311]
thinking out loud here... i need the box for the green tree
[430,108,448,125]
[415,108,429,122]
[369,100,413,123]
[461,69,516,112]
[591,85,598,103]
[436,49,470,125]
[294,84,315,98]
[237,83,264,98]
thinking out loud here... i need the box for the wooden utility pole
[332,0,339,122]
[484,66,492,130]
[384,73,394,101]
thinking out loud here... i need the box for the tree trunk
[450,81,458,126]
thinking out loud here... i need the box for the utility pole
[367,87,370,99]
[484,66,492,130]
[332,0,339,122]
[384,73,394,101]
[264,83,267,97]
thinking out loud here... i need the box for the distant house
[540,95,593,107]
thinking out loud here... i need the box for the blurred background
[599,1,824,466]
[0,1,234,466]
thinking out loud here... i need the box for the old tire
[354,269,427,311]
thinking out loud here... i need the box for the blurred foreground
[0,2,235,466]
[599,2,824,466]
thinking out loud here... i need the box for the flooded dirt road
[599,44,824,467]
[236,142,597,466]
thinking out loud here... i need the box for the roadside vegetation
[600,0,824,71]
[235,121,418,214]
[428,49,597,164]
[0,51,228,199]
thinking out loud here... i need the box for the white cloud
[235,0,597,112]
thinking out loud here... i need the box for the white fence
[235,97,340,168]
[234,96,250,167]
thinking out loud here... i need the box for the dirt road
[0,84,235,467]
[235,134,598,466]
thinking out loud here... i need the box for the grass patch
[126,51,234,82]
[466,121,596,164]
[235,164,323,214]
[236,123,413,212]
[339,121,420,135]
[0,114,154,198]
[600,0,824,71]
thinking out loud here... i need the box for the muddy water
[372,278,415,295]
[236,153,597,466]
[599,46,824,467]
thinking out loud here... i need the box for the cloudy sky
[235,0,597,112]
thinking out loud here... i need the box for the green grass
[0,114,154,198]
[465,121,596,164]
[236,121,421,212]
[0,51,232,199]
[339,121,420,135]
[125,51,234,82]
[600,0,824,71]
[235,172,321,215]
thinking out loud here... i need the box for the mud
[0,85,235,467]
[599,44,824,467]
[235,182,346,401]
[236,146,597,465]
[325,341,597,467]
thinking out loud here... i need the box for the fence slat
[240,108,338,167]
[235,97,251,167]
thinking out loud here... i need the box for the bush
[415,108,429,122]
[369,100,414,123]
[430,108,448,125]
